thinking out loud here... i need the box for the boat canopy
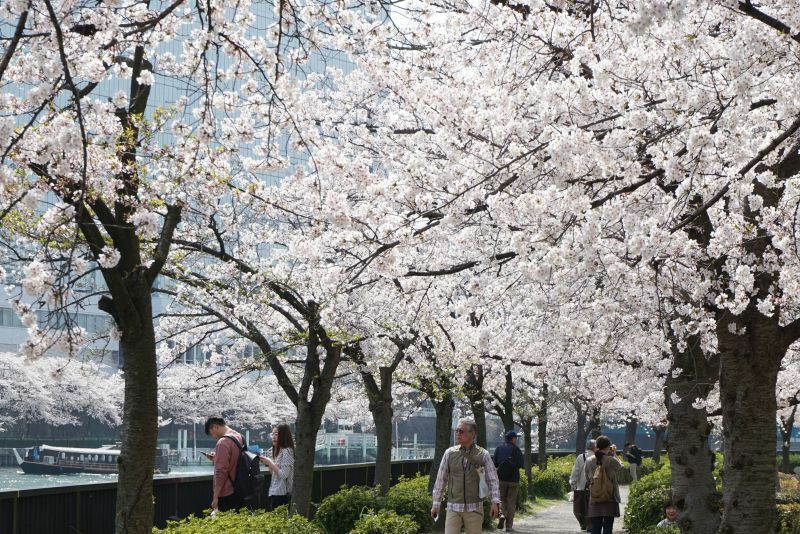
[39,445,121,456]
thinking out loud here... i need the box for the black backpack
[496,447,518,481]
[224,435,264,501]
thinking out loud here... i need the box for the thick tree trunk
[465,365,487,448]
[428,392,455,493]
[665,336,720,534]
[624,414,638,445]
[780,406,797,474]
[473,400,487,449]
[492,365,515,432]
[537,391,548,471]
[293,400,325,518]
[574,403,588,455]
[115,294,158,534]
[589,407,602,439]
[371,396,394,494]
[653,424,666,464]
[521,416,534,500]
[717,313,785,534]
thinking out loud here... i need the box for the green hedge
[315,485,382,534]
[636,526,679,534]
[152,509,322,534]
[384,477,433,532]
[529,468,568,499]
[517,472,529,507]
[624,468,673,534]
[778,503,800,534]
[351,510,418,534]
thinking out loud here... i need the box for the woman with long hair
[260,423,295,511]
[583,435,623,534]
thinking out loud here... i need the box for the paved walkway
[486,487,629,533]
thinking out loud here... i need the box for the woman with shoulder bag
[260,423,295,511]
[583,435,623,534]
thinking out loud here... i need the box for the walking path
[486,487,629,533]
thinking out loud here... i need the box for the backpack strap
[223,435,245,450]
[222,435,245,486]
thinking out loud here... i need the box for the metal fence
[0,459,433,534]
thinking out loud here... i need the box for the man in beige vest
[431,418,501,533]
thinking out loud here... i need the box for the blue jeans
[591,516,614,534]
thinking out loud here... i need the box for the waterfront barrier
[0,458,434,534]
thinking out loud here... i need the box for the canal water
[0,464,213,491]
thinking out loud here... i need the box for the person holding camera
[584,436,623,534]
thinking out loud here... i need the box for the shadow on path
[484,486,629,534]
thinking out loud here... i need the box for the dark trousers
[218,493,244,512]
[573,490,590,529]
[268,494,291,511]
[591,516,614,534]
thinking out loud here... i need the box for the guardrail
[0,459,433,534]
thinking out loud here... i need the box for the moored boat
[15,445,171,475]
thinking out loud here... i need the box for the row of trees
[2,0,800,533]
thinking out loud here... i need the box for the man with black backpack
[205,416,262,512]
[493,430,525,532]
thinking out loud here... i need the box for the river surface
[0,464,213,491]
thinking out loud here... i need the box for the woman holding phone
[260,423,295,511]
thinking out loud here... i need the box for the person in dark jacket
[624,442,643,481]
[493,430,525,532]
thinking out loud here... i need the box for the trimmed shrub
[778,503,800,534]
[624,486,672,533]
[351,510,418,534]
[384,477,433,532]
[152,509,322,534]
[530,468,568,499]
[637,526,680,534]
[517,472,529,507]
[315,485,382,534]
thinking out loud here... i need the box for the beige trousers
[444,507,484,534]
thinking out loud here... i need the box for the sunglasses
[454,428,471,434]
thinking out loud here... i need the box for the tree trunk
[521,416,534,500]
[624,413,638,445]
[537,389,548,471]
[428,392,455,493]
[574,403,588,455]
[589,407,601,439]
[717,313,785,534]
[292,399,325,518]
[465,365,487,448]
[371,394,394,494]
[491,364,515,433]
[665,336,720,534]
[115,293,158,534]
[653,424,666,464]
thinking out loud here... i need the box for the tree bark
[370,388,394,494]
[780,406,797,474]
[428,391,455,493]
[624,413,638,445]
[717,312,786,534]
[664,335,720,534]
[653,424,666,464]
[293,398,325,517]
[537,386,548,471]
[114,292,158,534]
[490,365,515,433]
[521,416,534,500]
[589,407,602,439]
[574,402,588,455]
[465,365,487,448]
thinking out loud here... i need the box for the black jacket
[493,442,525,482]
[625,445,643,465]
